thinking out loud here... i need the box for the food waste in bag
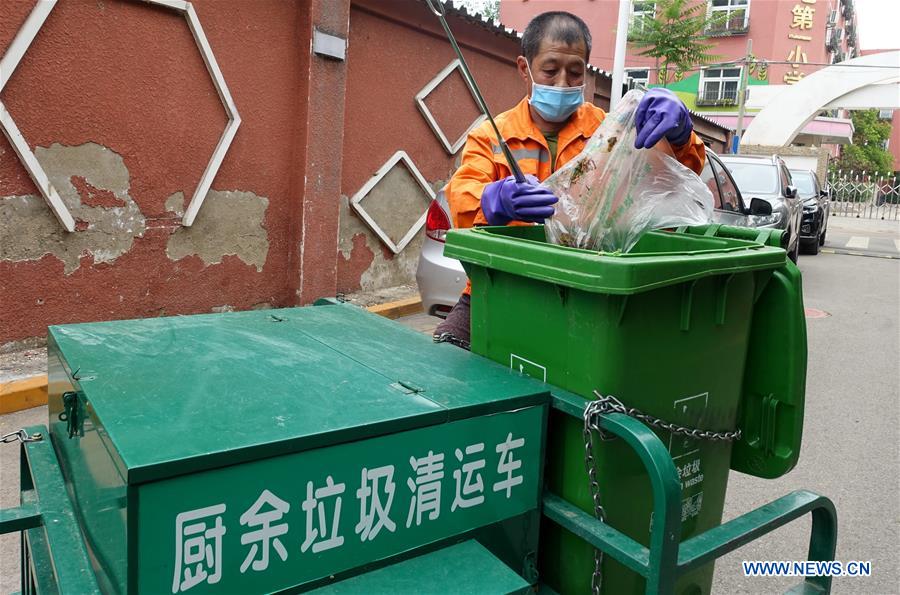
[542,89,713,253]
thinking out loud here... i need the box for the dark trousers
[433,294,471,349]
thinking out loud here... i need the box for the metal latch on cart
[391,380,425,395]
[59,391,86,438]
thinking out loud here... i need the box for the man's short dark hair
[521,11,592,63]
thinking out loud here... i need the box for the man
[434,11,705,347]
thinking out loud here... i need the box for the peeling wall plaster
[0,143,145,274]
[165,190,270,271]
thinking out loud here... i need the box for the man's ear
[516,56,530,87]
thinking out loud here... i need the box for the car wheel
[819,225,827,246]
[789,237,800,263]
[801,237,820,255]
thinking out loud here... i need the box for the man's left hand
[634,88,693,149]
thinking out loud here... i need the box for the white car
[415,189,467,317]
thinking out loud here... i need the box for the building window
[698,67,742,106]
[630,1,656,33]
[626,68,650,89]
[878,109,894,120]
[826,27,843,53]
[706,0,750,34]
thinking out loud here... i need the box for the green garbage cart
[444,224,810,594]
[1,273,836,594]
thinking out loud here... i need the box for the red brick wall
[337,0,532,293]
[0,0,311,344]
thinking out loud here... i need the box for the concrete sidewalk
[0,347,46,385]
[824,216,900,258]
[826,216,899,235]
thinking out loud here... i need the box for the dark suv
[789,169,830,255]
[716,154,802,262]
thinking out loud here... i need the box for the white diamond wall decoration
[0,0,74,231]
[415,59,486,155]
[0,0,241,231]
[350,151,435,254]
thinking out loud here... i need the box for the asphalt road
[711,250,900,594]
[1,249,898,594]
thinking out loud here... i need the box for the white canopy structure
[741,50,900,147]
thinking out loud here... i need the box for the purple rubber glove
[634,88,693,149]
[480,174,558,225]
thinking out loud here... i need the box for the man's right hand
[480,175,558,226]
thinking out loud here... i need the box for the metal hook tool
[424,0,527,184]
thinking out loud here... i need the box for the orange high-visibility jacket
[446,97,706,296]
[447,97,706,231]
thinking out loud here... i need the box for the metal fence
[827,172,900,221]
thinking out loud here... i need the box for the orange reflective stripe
[491,145,549,163]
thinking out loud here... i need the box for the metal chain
[588,391,742,442]
[583,400,607,595]
[432,332,471,351]
[582,392,742,594]
[1,429,43,444]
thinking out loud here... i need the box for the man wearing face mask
[434,11,706,347]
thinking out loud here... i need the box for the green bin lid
[444,224,787,295]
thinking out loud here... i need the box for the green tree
[481,0,500,21]
[454,0,499,21]
[832,110,894,177]
[628,0,726,85]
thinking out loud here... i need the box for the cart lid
[49,304,547,484]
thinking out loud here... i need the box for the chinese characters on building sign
[785,0,817,84]
[170,432,529,593]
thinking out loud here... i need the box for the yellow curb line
[366,297,423,319]
[0,374,48,414]
[821,247,898,260]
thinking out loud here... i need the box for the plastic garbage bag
[543,89,713,253]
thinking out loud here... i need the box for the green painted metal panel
[137,407,543,594]
[44,305,550,593]
[48,310,441,483]
[309,540,531,594]
[48,338,129,593]
[48,306,546,483]
[17,425,102,594]
[445,224,806,594]
[279,303,549,419]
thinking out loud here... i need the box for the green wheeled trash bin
[444,224,807,594]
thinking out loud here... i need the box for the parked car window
[780,164,792,190]
[700,160,723,209]
[712,161,742,212]
[791,171,817,198]
[722,162,778,194]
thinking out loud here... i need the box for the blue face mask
[527,61,585,123]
